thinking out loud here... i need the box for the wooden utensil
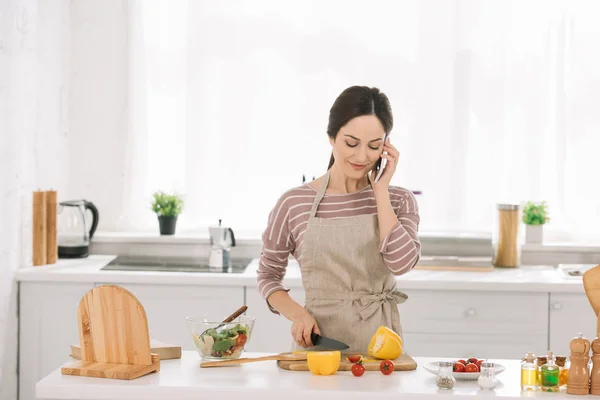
[582,265,600,336]
[200,352,306,368]
[200,305,247,336]
[583,265,600,317]
[71,339,182,360]
[278,353,418,372]
[60,284,160,380]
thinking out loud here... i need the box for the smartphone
[374,133,389,182]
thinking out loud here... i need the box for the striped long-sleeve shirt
[257,183,421,313]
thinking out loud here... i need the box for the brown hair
[326,86,393,170]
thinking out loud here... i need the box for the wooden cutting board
[583,264,600,336]
[278,353,417,372]
[70,339,181,360]
[60,284,160,380]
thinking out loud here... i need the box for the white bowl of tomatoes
[424,357,505,381]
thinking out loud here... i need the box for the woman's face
[330,115,386,180]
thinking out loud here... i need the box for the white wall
[0,1,77,399]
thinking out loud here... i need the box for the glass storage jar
[492,203,522,268]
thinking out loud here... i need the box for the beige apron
[295,169,408,354]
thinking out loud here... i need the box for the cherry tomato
[467,357,478,365]
[457,359,467,365]
[380,360,394,375]
[476,360,483,369]
[352,362,365,377]
[348,355,362,363]
[453,362,465,372]
[465,363,479,373]
[236,333,247,346]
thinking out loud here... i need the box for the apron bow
[358,290,408,321]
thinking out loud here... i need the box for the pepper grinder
[591,337,600,395]
[567,333,591,395]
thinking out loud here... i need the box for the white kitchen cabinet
[549,293,597,356]
[399,289,548,359]
[19,282,94,400]
[403,332,548,359]
[244,286,305,353]
[400,289,548,335]
[96,283,245,351]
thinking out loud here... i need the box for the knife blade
[310,333,350,350]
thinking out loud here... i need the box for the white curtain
[122,0,600,242]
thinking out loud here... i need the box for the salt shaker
[436,361,456,390]
[478,362,498,390]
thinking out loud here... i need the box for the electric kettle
[57,200,99,258]
[208,219,236,268]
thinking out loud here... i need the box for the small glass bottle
[436,361,456,390]
[541,351,560,392]
[555,355,568,388]
[536,355,547,385]
[521,352,538,391]
[478,362,498,390]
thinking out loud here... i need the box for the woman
[256,85,421,353]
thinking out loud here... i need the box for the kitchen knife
[310,333,350,350]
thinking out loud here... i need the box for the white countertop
[15,255,586,293]
[36,351,576,400]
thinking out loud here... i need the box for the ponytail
[327,152,335,170]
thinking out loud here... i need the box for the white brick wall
[0,1,71,399]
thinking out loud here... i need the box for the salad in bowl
[186,314,255,360]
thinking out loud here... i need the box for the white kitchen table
[36,351,581,400]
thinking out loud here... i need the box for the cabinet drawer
[404,332,547,359]
[399,290,547,335]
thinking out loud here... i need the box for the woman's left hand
[371,139,399,190]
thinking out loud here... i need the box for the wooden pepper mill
[567,333,591,395]
[591,337,600,395]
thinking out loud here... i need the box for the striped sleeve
[378,189,421,275]
[256,192,295,315]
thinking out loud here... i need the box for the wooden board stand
[278,353,417,372]
[61,285,160,380]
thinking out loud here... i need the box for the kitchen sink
[101,256,252,274]
[556,263,597,279]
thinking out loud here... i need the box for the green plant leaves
[522,201,549,225]
[151,191,184,217]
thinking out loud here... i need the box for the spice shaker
[492,203,522,268]
[436,361,456,390]
[567,333,591,395]
[478,362,498,390]
[590,337,600,395]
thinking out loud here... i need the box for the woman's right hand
[290,309,320,348]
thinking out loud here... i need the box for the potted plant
[522,201,549,244]
[151,191,184,235]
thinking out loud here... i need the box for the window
[121,0,600,242]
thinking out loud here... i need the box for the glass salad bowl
[186,314,255,360]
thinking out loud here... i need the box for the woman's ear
[329,136,335,147]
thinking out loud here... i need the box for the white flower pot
[525,224,544,244]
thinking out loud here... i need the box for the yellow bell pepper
[367,326,403,360]
[306,351,341,376]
